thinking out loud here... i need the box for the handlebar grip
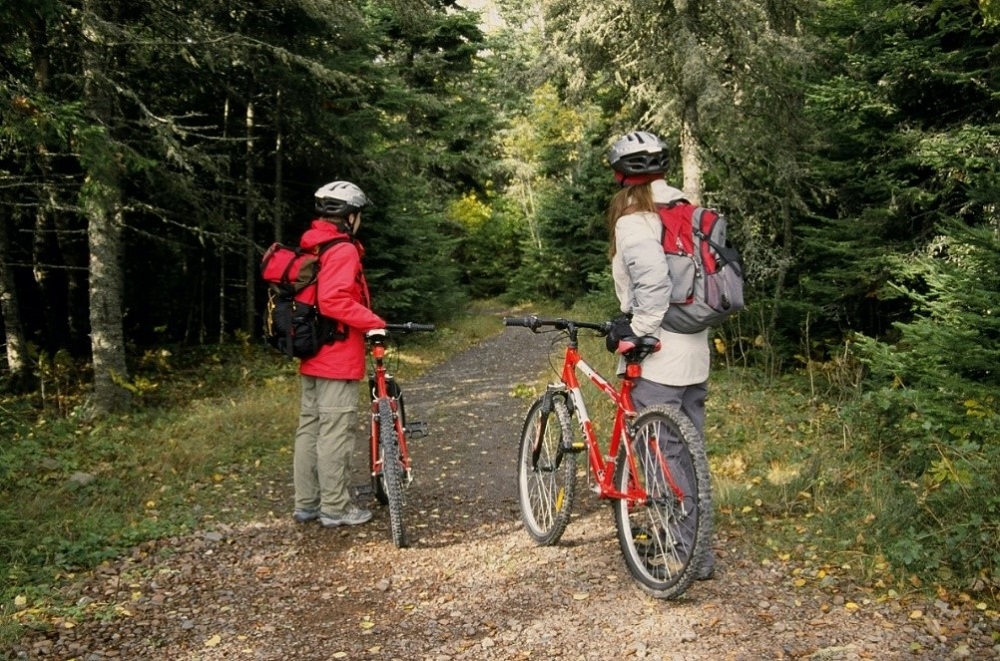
[385,322,435,332]
[502,316,538,328]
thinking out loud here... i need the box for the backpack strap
[278,246,305,286]
[305,237,351,305]
[316,236,351,255]
[656,200,697,256]
[691,210,744,276]
[690,207,706,263]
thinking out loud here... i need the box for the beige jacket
[612,179,710,386]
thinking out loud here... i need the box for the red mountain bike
[504,316,711,599]
[367,322,434,548]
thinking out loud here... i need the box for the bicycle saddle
[624,335,662,362]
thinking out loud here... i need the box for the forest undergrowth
[2,303,998,648]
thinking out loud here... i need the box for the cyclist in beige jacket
[605,130,714,580]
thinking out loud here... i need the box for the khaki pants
[294,376,359,515]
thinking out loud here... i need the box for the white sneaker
[320,505,373,527]
[292,508,319,523]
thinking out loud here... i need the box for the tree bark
[680,107,703,205]
[0,212,32,390]
[273,89,284,245]
[244,99,256,336]
[674,0,705,204]
[82,0,131,414]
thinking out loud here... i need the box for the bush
[849,222,1000,583]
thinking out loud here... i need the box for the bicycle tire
[378,399,407,547]
[516,394,577,545]
[371,407,388,506]
[371,395,405,507]
[612,404,711,599]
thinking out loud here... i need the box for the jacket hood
[651,179,688,205]
[299,219,354,251]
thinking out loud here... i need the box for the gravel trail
[8,326,999,660]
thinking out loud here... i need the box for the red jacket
[297,220,385,380]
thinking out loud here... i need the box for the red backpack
[260,239,349,358]
[657,201,745,333]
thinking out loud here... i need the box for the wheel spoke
[517,396,576,545]
[613,405,711,599]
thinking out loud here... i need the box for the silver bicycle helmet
[608,131,668,175]
[314,181,369,217]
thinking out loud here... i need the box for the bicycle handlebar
[503,316,610,334]
[384,322,436,333]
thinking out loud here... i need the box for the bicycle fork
[530,386,579,470]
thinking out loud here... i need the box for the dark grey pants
[630,378,707,436]
[630,377,714,577]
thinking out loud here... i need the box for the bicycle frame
[553,338,659,504]
[561,347,627,498]
[368,337,410,481]
[366,322,434,485]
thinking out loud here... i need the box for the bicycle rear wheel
[517,394,577,545]
[613,404,711,599]
[377,399,407,547]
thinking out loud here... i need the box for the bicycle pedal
[405,421,429,439]
[561,441,586,452]
[351,484,374,499]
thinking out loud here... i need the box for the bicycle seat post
[369,335,388,364]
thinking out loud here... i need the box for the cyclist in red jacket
[292,181,386,528]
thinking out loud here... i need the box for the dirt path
[9,327,998,660]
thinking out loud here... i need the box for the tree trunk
[32,200,67,352]
[244,99,256,336]
[680,107,703,205]
[87,199,131,414]
[273,89,284,244]
[0,212,33,390]
[674,0,706,204]
[82,0,131,414]
[28,12,73,354]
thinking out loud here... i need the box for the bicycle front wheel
[377,399,407,548]
[371,404,388,506]
[517,394,577,545]
[613,404,711,599]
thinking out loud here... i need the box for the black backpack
[260,239,349,358]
